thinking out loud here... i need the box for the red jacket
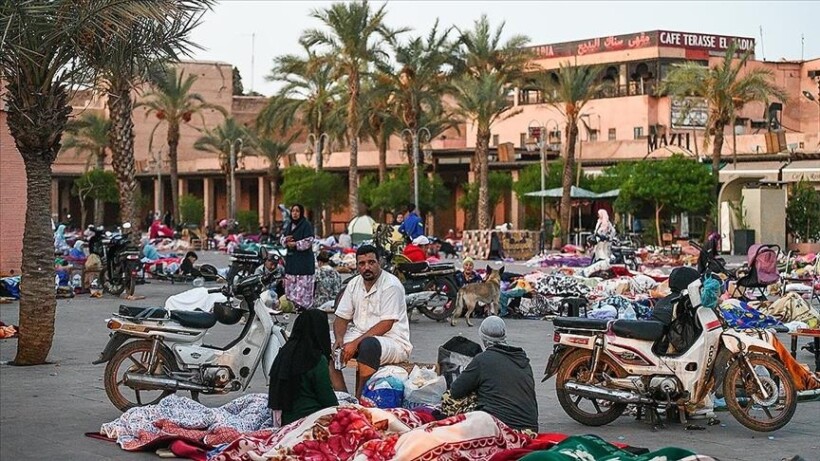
[402,244,426,263]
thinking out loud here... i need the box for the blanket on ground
[209,406,529,461]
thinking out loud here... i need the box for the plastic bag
[438,336,481,388]
[362,375,404,409]
[403,365,446,409]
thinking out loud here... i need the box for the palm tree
[451,73,519,229]
[300,0,405,217]
[660,43,787,209]
[193,118,255,220]
[541,63,606,244]
[139,66,226,220]
[360,72,400,183]
[258,45,344,166]
[391,22,460,170]
[256,133,297,226]
[63,113,112,224]
[82,1,213,239]
[453,15,529,229]
[0,0,192,365]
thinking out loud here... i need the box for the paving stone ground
[1,251,818,460]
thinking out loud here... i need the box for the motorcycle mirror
[122,222,132,230]
[259,245,269,260]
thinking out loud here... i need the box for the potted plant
[729,196,755,256]
[786,180,820,254]
[551,220,563,250]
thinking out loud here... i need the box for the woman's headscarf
[54,224,68,251]
[596,209,613,235]
[285,204,313,241]
[268,310,332,411]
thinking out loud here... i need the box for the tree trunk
[378,131,388,184]
[269,165,279,228]
[108,81,139,243]
[560,120,579,244]
[14,157,57,365]
[93,149,105,225]
[476,130,491,229]
[347,75,360,219]
[224,171,232,222]
[79,194,88,230]
[168,121,180,222]
[705,122,727,236]
[655,202,664,247]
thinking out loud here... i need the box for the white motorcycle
[545,270,797,432]
[94,273,287,411]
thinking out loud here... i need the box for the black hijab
[268,309,332,411]
[285,204,313,241]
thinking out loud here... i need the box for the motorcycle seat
[119,305,168,319]
[553,317,609,330]
[170,310,217,329]
[611,319,665,341]
[397,262,430,274]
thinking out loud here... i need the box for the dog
[451,266,504,327]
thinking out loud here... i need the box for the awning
[525,186,619,199]
[719,159,820,183]
[781,160,820,183]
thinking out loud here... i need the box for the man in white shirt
[331,245,412,397]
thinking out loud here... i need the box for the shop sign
[671,97,709,129]
[647,132,692,154]
[658,31,755,53]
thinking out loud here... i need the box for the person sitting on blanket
[178,251,201,278]
[269,309,339,426]
[331,245,413,398]
[450,316,538,432]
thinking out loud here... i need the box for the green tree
[62,113,112,224]
[72,170,119,229]
[659,42,787,220]
[0,0,199,364]
[256,133,297,227]
[616,155,712,246]
[193,118,255,220]
[453,15,529,229]
[258,44,344,161]
[539,63,606,244]
[82,1,213,241]
[232,66,244,95]
[179,194,205,227]
[786,180,820,243]
[360,72,401,184]
[459,171,512,229]
[235,210,260,233]
[363,166,448,218]
[300,0,405,217]
[280,166,346,223]
[139,65,226,220]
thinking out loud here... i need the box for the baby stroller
[736,244,781,300]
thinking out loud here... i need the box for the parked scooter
[544,267,797,432]
[98,223,141,297]
[93,271,288,411]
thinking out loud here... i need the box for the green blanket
[520,435,699,461]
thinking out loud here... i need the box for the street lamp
[525,120,547,238]
[222,138,243,221]
[401,127,432,210]
[305,132,330,170]
[148,148,164,215]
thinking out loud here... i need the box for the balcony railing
[518,81,657,105]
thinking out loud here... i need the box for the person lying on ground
[269,309,339,426]
[178,251,201,278]
[450,316,539,432]
[330,245,413,398]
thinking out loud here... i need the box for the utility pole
[401,127,432,210]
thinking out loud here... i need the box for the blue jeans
[499,288,527,317]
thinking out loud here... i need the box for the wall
[742,187,787,249]
[0,110,26,275]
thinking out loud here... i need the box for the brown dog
[450,266,504,327]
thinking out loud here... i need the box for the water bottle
[621,304,637,320]
[192,277,205,288]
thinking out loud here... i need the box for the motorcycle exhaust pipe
[564,382,654,405]
[123,373,211,393]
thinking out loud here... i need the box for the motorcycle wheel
[555,349,628,426]
[100,267,126,296]
[723,353,796,432]
[104,340,177,412]
[416,277,458,321]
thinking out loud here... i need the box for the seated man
[331,245,413,397]
[450,316,538,432]
[402,235,430,263]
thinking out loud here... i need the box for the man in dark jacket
[450,316,538,432]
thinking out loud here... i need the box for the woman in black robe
[280,204,315,310]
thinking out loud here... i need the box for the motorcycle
[93,271,288,411]
[544,270,797,432]
[226,245,286,289]
[99,223,141,297]
[331,225,459,321]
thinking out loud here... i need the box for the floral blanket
[209,406,530,461]
[101,394,273,451]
